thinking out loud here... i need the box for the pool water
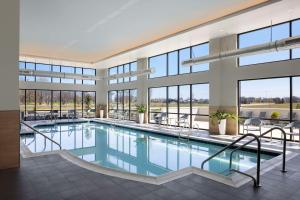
[21,122,276,177]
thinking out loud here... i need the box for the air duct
[19,68,154,81]
[182,35,300,66]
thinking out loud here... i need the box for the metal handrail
[201,133,261,187]
[20,122,62,150]
[229,127,287,173]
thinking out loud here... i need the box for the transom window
[148,42,209,79]
[19,61,96,85]
[108,61,137,85]
[238,19,300,66]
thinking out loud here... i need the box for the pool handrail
[229,127,287,173]
[20,121,62,150]
[201,133,261,187]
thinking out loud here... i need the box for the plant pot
[138,113,144,124]
[99,110,104,118]
[218,119,227,135]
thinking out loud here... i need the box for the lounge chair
[176,114,189,127]
[154,113,168,125]
[284,121,300,144]
[68,110,76,119]
[258,112,267,119]
[243,118,262,135]
[246,111,253,118]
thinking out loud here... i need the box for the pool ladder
[20,121,62,150]
[201,127,287,187]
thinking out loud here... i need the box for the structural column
[96,69,108,117]
[136,58,148,123]
[0,0,20,169]
[209,35,238,135]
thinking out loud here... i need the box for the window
[130,62,137,81]
[124,64,130,82]
[83,92,96,117]
[129,89,137,120]
[75,68,83,84]
[191,43,209,72]
[179,48,191,74]
[83,68,96,85]
[168,51,178,76]
[239,77,295,140]
[19,61,95,84]
[148,83,209,129]
[19,62,26,81]
[108,61,137,85]
[36,64,51,82]
[192,84,209,129]
[76,91,83,118]
[148,42,209,78]
[108,67,117,84]
[168,86,178,123]
[52,65,61,83]
[61,66,75,84]
[52,91,61,117]
[149,54,167,78]
[26,63,35,82]
[61,91,75,117]
[21,89,96,121]
[292,20,300,59]
[118,66,124,83]
[108,89,137,120]
[239,19,300,66]
[36,90,52,119]
[149,87,167,123]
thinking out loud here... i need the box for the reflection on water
[21,122,275,177]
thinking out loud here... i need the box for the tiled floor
[1,153,300,200]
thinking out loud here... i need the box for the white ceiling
[96,0,300,69]
[20,0,271,63]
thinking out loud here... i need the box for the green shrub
[271,111,280,119]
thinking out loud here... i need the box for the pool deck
[1,153,300,200]
[10,118,300,199]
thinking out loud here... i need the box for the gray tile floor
[1,154,300,200]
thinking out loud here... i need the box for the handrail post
[256,136,261,187]
[282,128,287,173]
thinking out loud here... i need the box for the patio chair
[68,110,76,120]
[243,118,262,135]
[245,111,253,118]
[284,121,300,144]
[154,113,168,125]
[258,112,267,119]
[176,114,189,127]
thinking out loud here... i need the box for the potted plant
[271,111,280,124]
[136,104,146,124]
[97,104,106,118]
[210,110,237,135]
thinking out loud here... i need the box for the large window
[108,89,137,121]
[83,92,96,117]
[148,42,209,78]
[148,83,209,130]
[149,54,167,78]
[239,19,300,66]
[19,90,96,120]
[108,61,137,84]
[19,61,96,85]
[292,20,300,59]
[239,77,300,141]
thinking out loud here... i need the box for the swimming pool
[21,121,277,177]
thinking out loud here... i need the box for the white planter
[138,113,144,124]
[99,110,104,118]
[218,119,227,135]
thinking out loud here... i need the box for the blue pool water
[21,122,276,177]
